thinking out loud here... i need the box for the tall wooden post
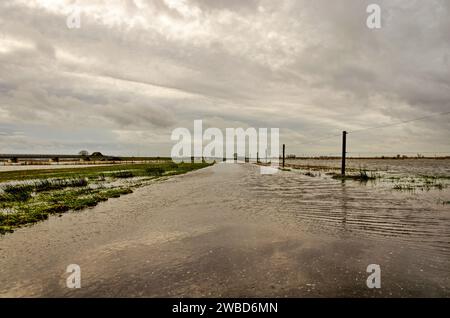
[341,131,347,176]
[282,144,285,168]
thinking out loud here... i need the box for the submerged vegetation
[392,178,445,192]
[281,162,450,192]
[0,162,212,234]
[331,170,379,182]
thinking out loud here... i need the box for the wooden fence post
[341,131,347,175]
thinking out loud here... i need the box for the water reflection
[340,181,348,232]
[247,162,450,257]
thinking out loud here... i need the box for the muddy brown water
[0,162,449,297]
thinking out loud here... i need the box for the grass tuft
[332,170,377,182]
[111,171,134,178]
[145,167,166,176]
[1,185,33,202]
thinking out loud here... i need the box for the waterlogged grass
[303,171,323,177]
[286,163,449,191]
[145,166,166,176]
[392,184,416,191]
[289,164,369,173]
[0,162,212,234]
[0,178,89,203]
[392,179,446,192]
[0,187,134,234]
[2,184,33,202]
[332,170,379,182]
[111,171,135,178]
[0,161,173,182]
[334,172,448,190]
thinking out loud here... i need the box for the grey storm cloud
[0,0,449,156]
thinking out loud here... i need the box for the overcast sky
[0,0,449,156]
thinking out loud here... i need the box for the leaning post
[282,144,285,168]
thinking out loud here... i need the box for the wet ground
[0,162,449,297]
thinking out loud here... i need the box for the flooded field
[286,158,450,177]
[0,160,449,297]
[265,159,450,255]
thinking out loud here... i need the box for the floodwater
[286,158,450,177]
[0,161,449,297]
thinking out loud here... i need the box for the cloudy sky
[0,0,449,156]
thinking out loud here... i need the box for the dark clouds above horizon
[0,0,449,156]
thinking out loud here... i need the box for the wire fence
[290,110,450,157]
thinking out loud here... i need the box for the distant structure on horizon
[0,151,116,163]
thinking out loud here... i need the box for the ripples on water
[243,160,450,259]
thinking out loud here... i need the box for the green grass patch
[0,162,212,234]
[34,178,88,191]
[1,184,33,202]
[145,166,166,176]
[111,171,134,178]
[0,178,88,203]
[0,187,133,234]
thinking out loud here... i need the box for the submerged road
[0,163,449,297]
